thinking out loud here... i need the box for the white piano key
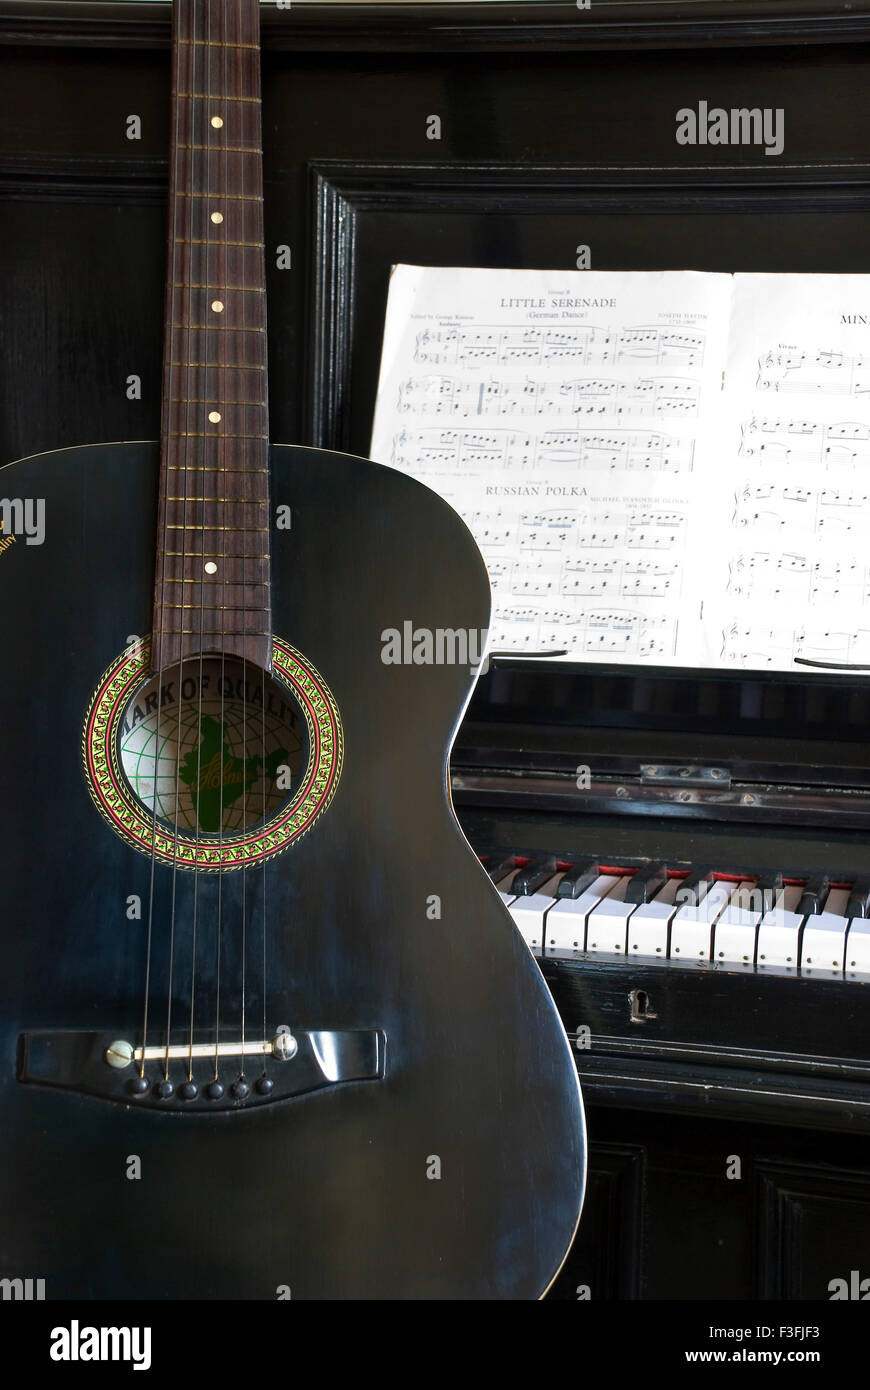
[505,872,564,953]
[801,886,849,974]
[670,879,736,962]
[756,883,804,970]
[627,876,681,958]
[846,918,870,977]
[545,874,622,955]
[585,875,633,955]
[712,879,766,966]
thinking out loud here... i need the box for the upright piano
[453,659,870,1298]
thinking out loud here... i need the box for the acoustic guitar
[0,0,585,1299]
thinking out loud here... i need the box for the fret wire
[177,191,261,202]
[169,397,267,405]
[176,92,261,102]
[161,629,271,636]
[164,524,269,532]
[166,496,267,503]
[168,362,266,370]
[170,287,265,293]
[169,431,268,439]
[164,577,269,585]
[171,238,264,248]
[165,603,270,611]
[175,144,263,153]
[162,552,270,559]
[178,39,259,49]
[168,325,266,334]
[165,465,268,473]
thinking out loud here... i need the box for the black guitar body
[0,441,584,1300]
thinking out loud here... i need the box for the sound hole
[117,656,308,835]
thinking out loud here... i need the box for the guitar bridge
[18,1028,385,1111]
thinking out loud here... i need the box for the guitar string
[186,0,211,1086]
[257,0,269,1079]
[163,0,200,1083]
[213,0,229,1087]
[239,0,249,1087]
[140,0,186,1082]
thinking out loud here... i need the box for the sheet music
[705,273,870,670]
[370,265,731,663]
[370,264,870,671]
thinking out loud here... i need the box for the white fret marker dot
[210,116,223,129]
[210,211,224,224]
[204,561,218,575]
[211,300,224,313]
[208,411,221,423]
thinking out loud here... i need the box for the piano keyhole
[629,988,657,1023]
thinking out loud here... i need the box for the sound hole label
[120,658,305,834]
[83,636,342,870]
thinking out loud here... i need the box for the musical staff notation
[722,621,870,668]
[396,374,701,420]
[372,265,870,673]
[756,347,870,398]
[487,556,680,601]
[413,323,706,370]
[727,552,870,606]
[738,416,870,470]
[732,482,870,539]
[391,427,695,476]
[490,604,675,658]
[466,507,688,553]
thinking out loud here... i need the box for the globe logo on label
[118,657,306,835]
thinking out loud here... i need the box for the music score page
[369,265,870,671]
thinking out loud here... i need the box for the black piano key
[750,872,784,915]
[556,859,601,899]
[672,866,714,909]
[510,856,558,896]
[481,852,517,884]
[624,862,668,905]
[846,879,870,918]
[797,875,831,916]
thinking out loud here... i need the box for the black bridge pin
[255,1076,274,1096]
[205,1081,224,1100]
[178,1081,198,1101]
[127,1076,149,1097]
[155,1080,174,1100]
[231,1079,249,1100]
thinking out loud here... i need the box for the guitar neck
[153,0,271,672]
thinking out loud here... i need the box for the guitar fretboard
[153,0,271,671]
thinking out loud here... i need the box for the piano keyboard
[483,854,870,980]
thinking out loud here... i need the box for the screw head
[105,1039,134,1070]
[271,1032,298,1061]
